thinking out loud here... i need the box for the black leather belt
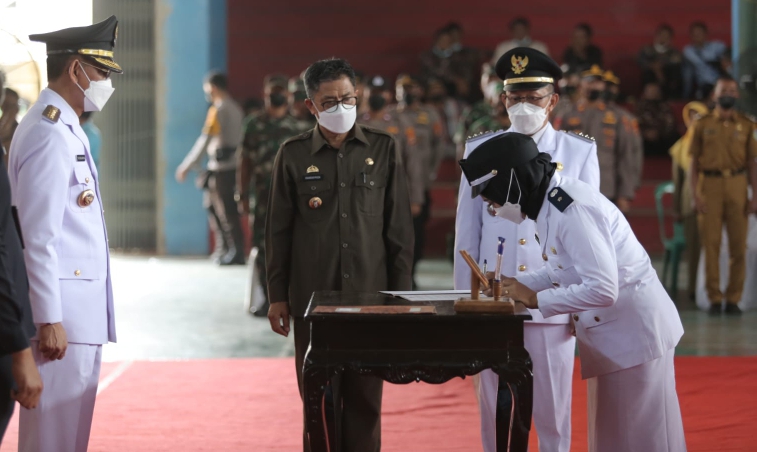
[701,168,746,177]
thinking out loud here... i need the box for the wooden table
[302,292,533,452]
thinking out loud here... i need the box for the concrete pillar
[155,0,227,255]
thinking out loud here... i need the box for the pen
[494,237,505,283]
[482,260,487,275]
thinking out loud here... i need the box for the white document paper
[379,290,475,302]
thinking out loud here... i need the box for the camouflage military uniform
[553,100,641,201]
[454,101,491,156]
[468,112,510,136]
[238,112,300,299]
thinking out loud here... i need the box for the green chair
[655,181,686,297]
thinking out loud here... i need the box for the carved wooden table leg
[303,361,332,452]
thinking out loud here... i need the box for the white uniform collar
[530,122,550,145]
[507,122,553,149]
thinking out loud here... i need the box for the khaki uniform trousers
[698,173,749,304]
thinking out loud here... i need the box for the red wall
[227,0,730,100]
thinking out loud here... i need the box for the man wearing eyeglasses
[265,58,414,452]
[454,47,599,452]
[7,17,120,451]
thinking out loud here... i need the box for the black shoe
[724,303,743,316]
[219,249,246,266]
[252,302,270,317]
[708,304,722,316]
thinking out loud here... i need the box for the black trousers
[0,355,15,444]
[203,169,244,259]
[294,318,383,452]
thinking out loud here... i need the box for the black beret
[459,132,540,198]
[29,15,122,74]
[495,47,562,92]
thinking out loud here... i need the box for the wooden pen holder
[492,280,502,301]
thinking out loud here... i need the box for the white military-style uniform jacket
[8,88,116,345]
[454,123,600,324]
[520,174,684,378]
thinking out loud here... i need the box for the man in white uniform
[454,48,599,452]
[8,17,120,452]
[461,132,686,452]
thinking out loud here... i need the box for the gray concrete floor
[102,256,757,363]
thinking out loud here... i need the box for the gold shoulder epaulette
[465,130,502,143]
[42,105,61,123]
[566,131,595,142]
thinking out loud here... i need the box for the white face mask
[75,62,115,112]
[493,169,525,224]
[316,103,356,134]
[507,101,548,135]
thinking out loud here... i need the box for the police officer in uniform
[8,16,120,452]
[460,132,686,452]
[265,58,414,452]
[603,70,643,194]
[393,74,444,288]
[455,47,599,452]
[689,76,757,315]
[553,65,640,212]
[237,74,301,317]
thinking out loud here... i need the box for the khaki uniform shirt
[554,100,640,199]
[689,111,757,171]
[265,124,415,317]
[392,105,444,204]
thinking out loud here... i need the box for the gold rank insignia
[550,189,558,197]
[417,112,429,125]
[603,111,617,125]
[365,158,374,165]
[306,165,319,173]
[511,55,529,75]
[386,126,399,135]
[568,117,581,126]
[308,197,322,209]
[555,162,564,172]
[42,105,60,123]
[78,189,95,207]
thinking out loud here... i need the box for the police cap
[495,47,562,92]
[459,132,540,199]
[580,65,605,80]
[29,15,122,74]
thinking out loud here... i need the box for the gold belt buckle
[722,169,732,177]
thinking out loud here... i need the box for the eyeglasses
[79,61,111,79]
[314,96,358,113]
[505,93,553,105]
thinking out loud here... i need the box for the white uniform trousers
[475,323,575,452]
[587,348,686,452]
[19,343,102,452]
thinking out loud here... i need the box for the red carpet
[2,357,756,451]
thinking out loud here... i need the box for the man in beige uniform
[265,58,414,451]
[553,65,640,211]
[689,76,757,315]
[392,74,444,287]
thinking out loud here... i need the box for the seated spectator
[683,22,727,100]
[635,82,679,156]
[491,17,550,66]
[562,23,603,73]
[420,23,482,104]
[638,24,684,99]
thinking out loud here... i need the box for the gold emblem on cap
[308,197,322,209]
[365,158,374,166]
[550,189,558,197]
[556,162,564,171]
[511,55,529,75]
[307,165,319,173]
[78,189,95,207]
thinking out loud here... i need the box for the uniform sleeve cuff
[1,327,30,355]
